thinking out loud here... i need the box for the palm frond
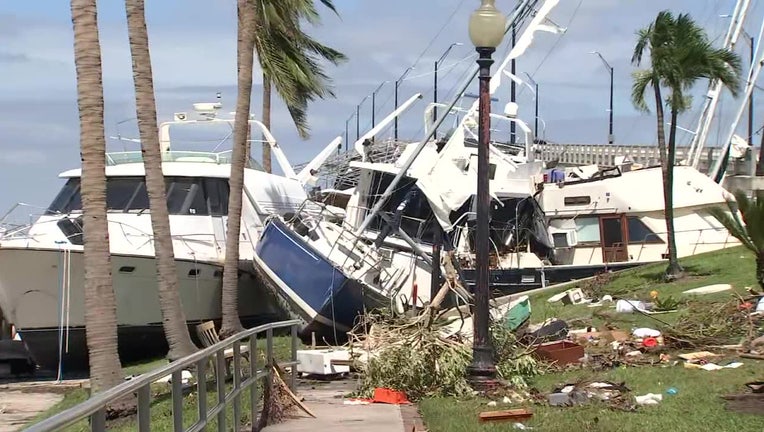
[252,0,347,138]
[708,203,757,253]
[631,70,654,112]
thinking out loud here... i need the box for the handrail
[25,319,301,432]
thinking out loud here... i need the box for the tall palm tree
[220,0,258,337]
[257,0,346,173]
[70,0,123,391]
[220,0,345,336]
[631,11,741,280]
[125,0,197,360]
[709,191,764,289]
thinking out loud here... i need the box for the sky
[0,0,761,211]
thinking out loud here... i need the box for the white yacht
[0,101,339,373]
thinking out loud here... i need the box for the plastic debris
[635,393,663,405]
[666,387,678,395]
[487,401,498,407]
[615,299,647,313]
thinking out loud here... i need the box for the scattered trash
[561,288,589,305]
[513,422,533,430]
[632,328,661,338]
[684,361,743,371]
[745,381,764,393]
[548,381,633,410]
[524,319,569,343]
[682,284,732,295]
[533,340,585,366]
[635,393,663,405]
[487,401,498,407]
[372,387,409,404]
[666,387,678,395]
[343,399,371,405]
[615,299,648,313]
[678,351,721,361]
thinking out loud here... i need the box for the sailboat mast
[686,0,751,168]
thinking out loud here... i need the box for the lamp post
[356,95,369,142]
[434,43,463,135]
[524,72,539,140]
[394,66,414,141]
[466,0,505,391]
[371,81,387,129]
[590,51,614,144]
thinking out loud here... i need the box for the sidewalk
[262,380,414,432]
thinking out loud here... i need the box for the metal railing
[25,320,301,432]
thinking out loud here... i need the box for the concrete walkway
[262,380,408,432]
[0,380,85,431]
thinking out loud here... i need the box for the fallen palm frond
[352,311,541,401]
[662,299,758,348]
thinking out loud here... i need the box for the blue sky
[0,0,761,210]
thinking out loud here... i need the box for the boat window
[574,217,600,243]
[46,179,82,214]
[564,196,591,206]
[627,217,663,244]
[46,177,230,216]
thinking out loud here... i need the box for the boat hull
[0,247,282,373]
[253,219,387,343]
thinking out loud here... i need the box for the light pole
[356,95,369,142]
[371,81,387,129]
[524,72,539,140]
[434,43,463,135]
[590,51,614,144]
[394,66,414,141]
[466,0,505,391]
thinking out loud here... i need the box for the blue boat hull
[254,218,387,343]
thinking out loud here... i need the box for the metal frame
[25,320,301,432]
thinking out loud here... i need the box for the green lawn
[421,247,764,432]
[30,335,298,431]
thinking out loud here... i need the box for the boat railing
[288,199,409,296]
[1,210,223,260]
[104,150,265,171]
[634,226,736,262]
[23,320,302,432]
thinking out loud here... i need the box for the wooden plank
[272,362,316,418]
[478,408,533,423]
[329,359,354,366]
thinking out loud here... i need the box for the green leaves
[630,10,742,114]
[709,191,764,254]
[252,0,347,138]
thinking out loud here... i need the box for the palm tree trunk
[125,0,197,360]
[220,0,257,337]
[70,0,123,392]
[665,107,684,279]
[262,75,272,173]
[652,84,682,280]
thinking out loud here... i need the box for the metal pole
[466,47,498,390]
[372,92,376,128]
[609,66,614,144]
[749,35,755,176]
[510,25,516,145]
[344,118,349,152]
[356,104,360,141]
[430,242,441,302]
[394,80,399,141]
[433,60,438,135]
[534,83,539,139]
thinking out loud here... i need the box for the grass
[30,335,299,431]
[420,246,764,432]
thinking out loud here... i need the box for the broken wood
[330,359,354,366]
[740,353,764,361]
[272,362,316,418]
[721,393,764,415]
[478,408,533,423]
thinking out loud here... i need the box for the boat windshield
[46,176,230,216]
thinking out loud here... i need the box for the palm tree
[70,0,123,391]
[257,0,346,173]
[631,11,741,280]
[125,0,197,360]
[709,191,764,289]
[220,0,345,336]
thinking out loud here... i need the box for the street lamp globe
[468,0,506,48]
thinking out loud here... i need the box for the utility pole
[510,24,516,145]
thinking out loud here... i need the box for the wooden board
[478,408,533,422]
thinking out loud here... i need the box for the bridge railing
[24,320,301,432]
